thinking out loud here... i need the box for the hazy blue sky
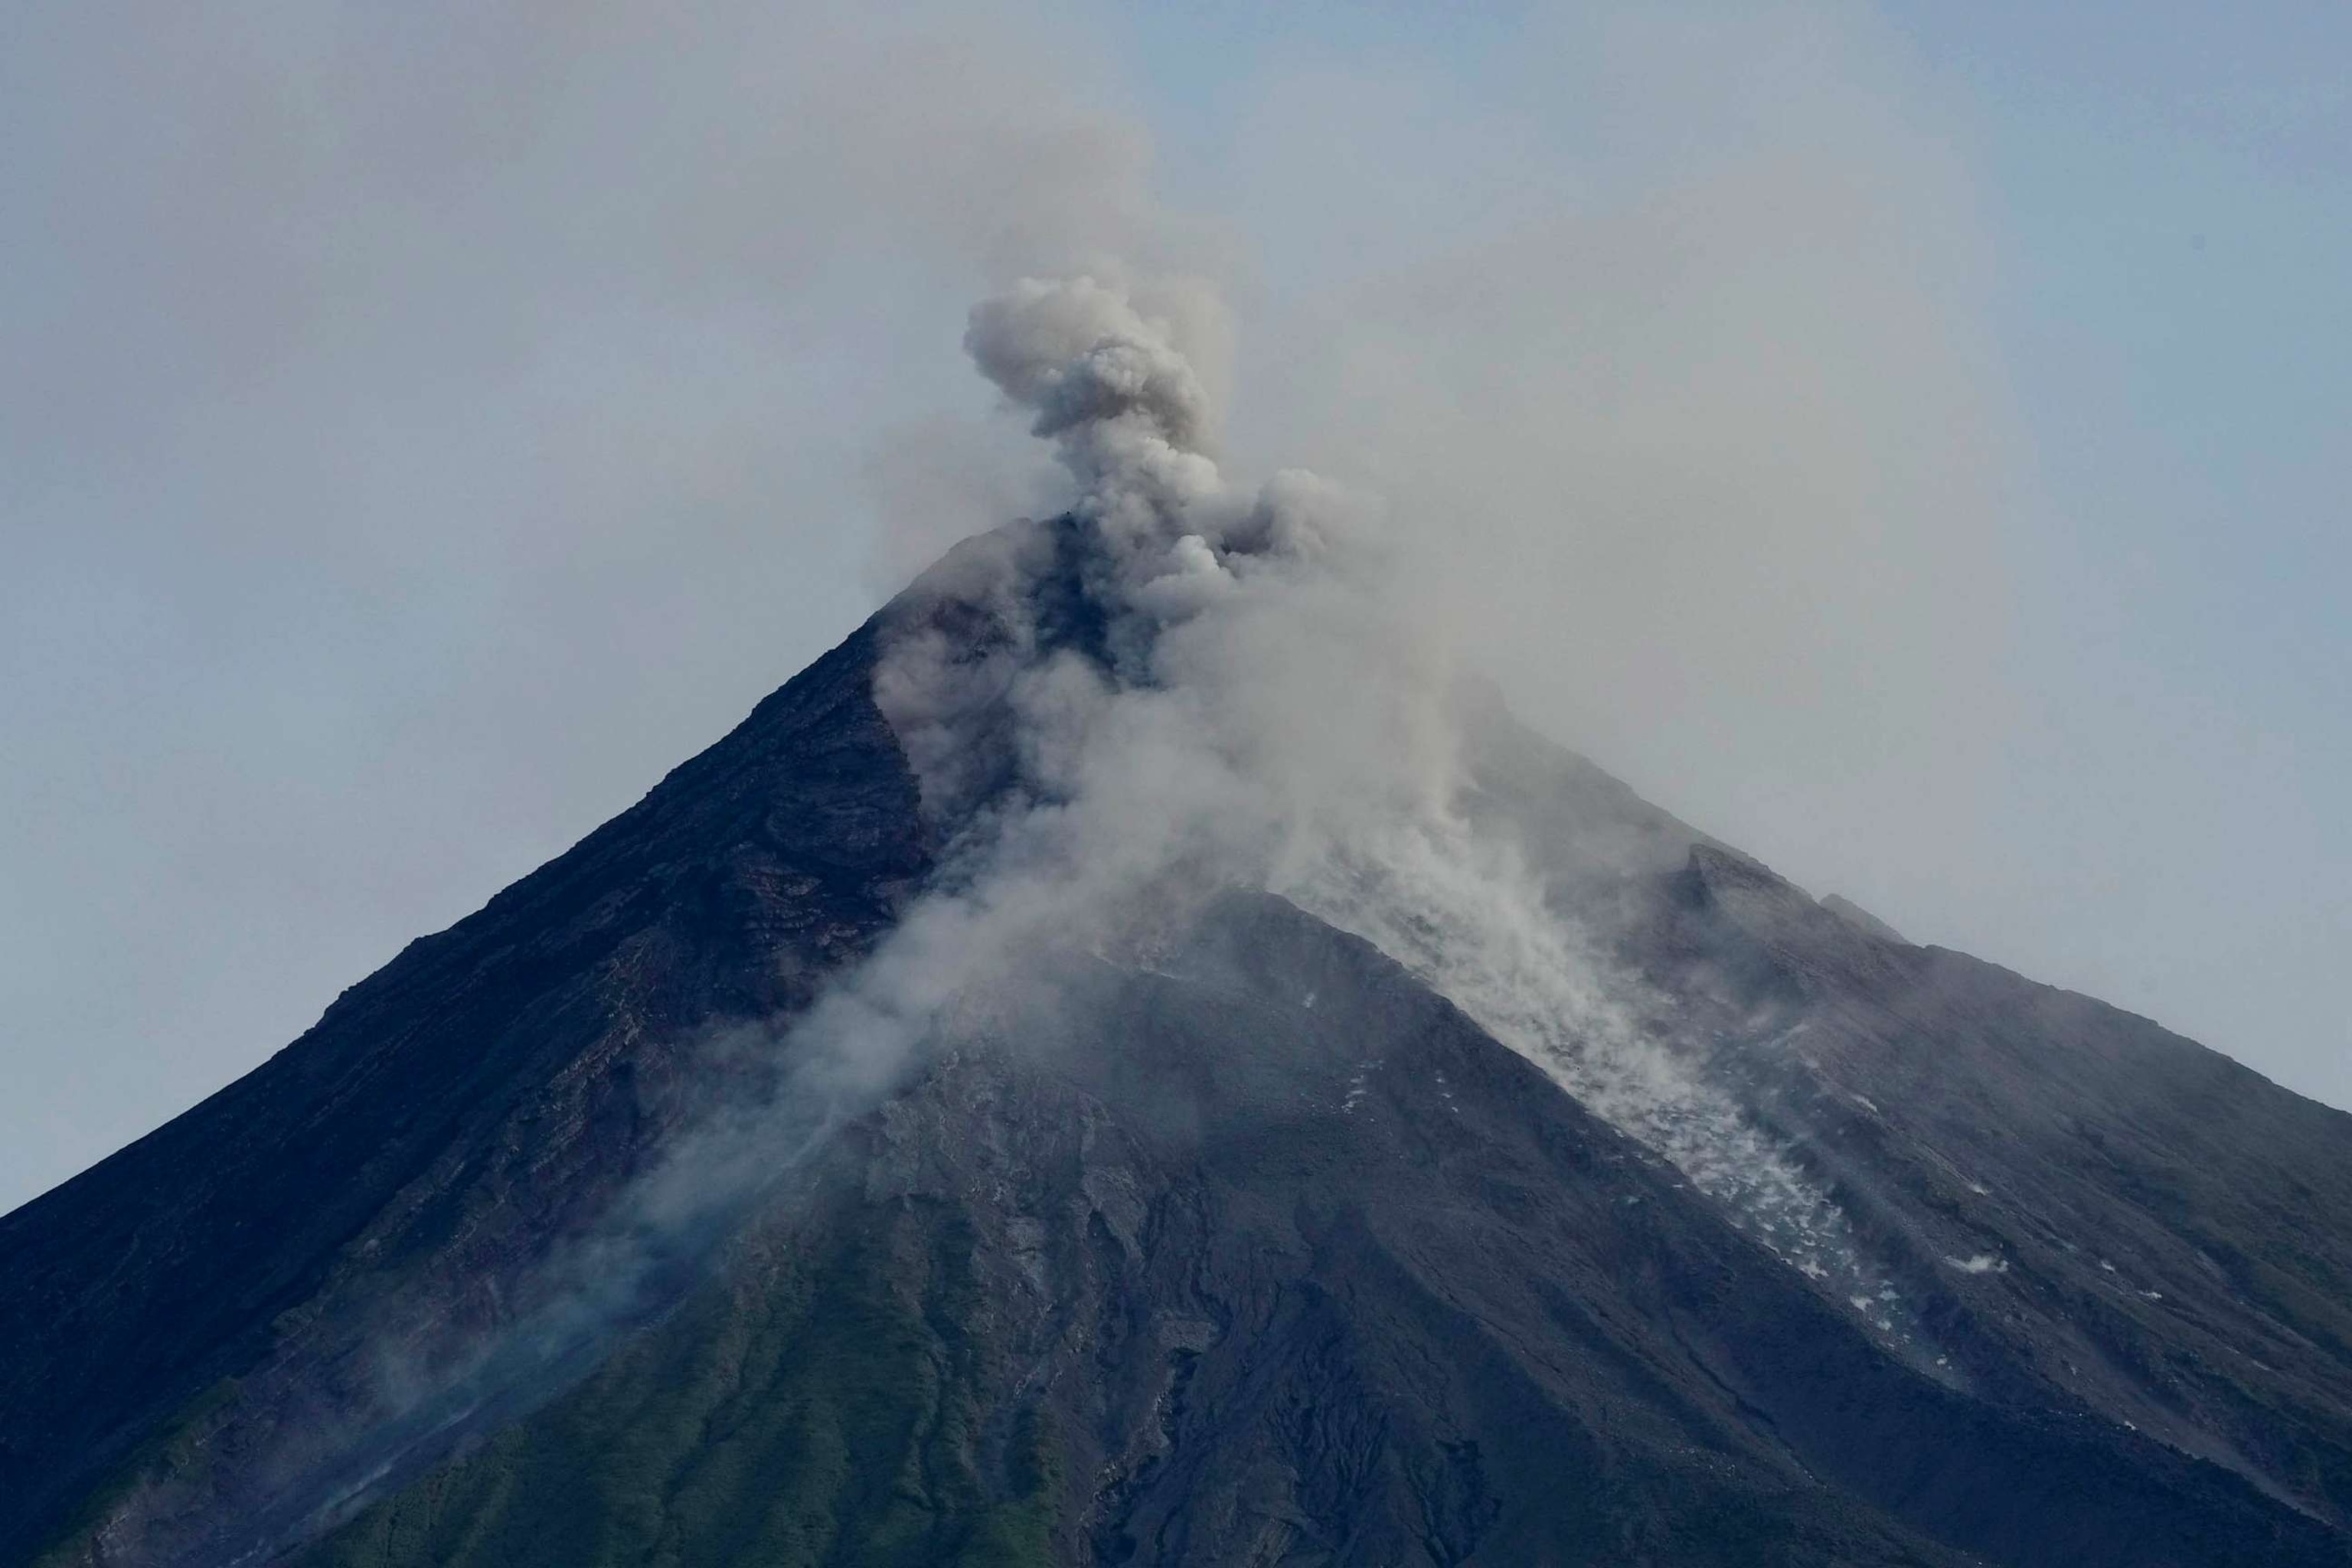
[2,1,2345,1214]
[1106,4,2350,1057]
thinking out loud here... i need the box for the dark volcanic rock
[0,618,929,1566]
[289,896,2341,1567]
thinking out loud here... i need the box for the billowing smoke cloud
[964,276,1218,532]
[854,271,1925,1367]
[877,271,1406,854]
[959,274,1344,596]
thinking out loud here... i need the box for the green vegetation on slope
[30,1377,247,1568]
[301,1198,1061,1568]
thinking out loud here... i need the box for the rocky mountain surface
[5,523,2350,1567]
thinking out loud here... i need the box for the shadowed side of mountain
[0,615,932,1566]
[291,894,2345,1568]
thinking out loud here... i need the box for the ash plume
[858,272,1925,1365]
[957,274,1343,619]
[964,275,1218,533]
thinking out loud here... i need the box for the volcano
[7,508,2351,1568]
[10,269,2352,1566]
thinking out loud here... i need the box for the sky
[2,0,2345,1217]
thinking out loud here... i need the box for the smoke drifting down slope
[861,273,1916,1345]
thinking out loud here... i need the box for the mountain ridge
[0,613,929,1565]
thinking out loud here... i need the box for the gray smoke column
[962,275,1340,586]
[876,272,1383,835]
[964,275,1217,534]
[878,270,1933,1367]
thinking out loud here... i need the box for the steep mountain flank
[1615,842,2352,1530]
[1,622,927,1566]
[292,896,2343,1567]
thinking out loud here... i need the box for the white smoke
[963,276,1217,531]
[878,271,1425,838]
[852,271,1926,1354]
[956,275,1349,626]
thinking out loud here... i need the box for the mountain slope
[290,894,2341,1567]
[0,619,929,1566]
[1616,844,2352,1525]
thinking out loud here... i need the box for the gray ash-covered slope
[1622,844,2352,1530]
[7,524,2352,1566]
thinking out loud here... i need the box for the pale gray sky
[3,0,2346,1215]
